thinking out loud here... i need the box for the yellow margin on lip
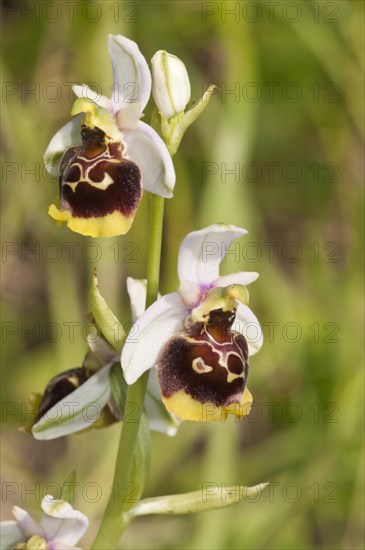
[162,386,253,422]
[48,204,134,238]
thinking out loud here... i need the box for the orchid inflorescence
[3,34,267,549]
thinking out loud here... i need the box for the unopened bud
[151,50,191,120]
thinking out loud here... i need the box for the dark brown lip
[58,133,142,219]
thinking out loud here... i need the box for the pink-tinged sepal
[158,308,252,422]
[49,126,142,238]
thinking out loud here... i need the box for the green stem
[91,194,165,550]
[146,195,165,308]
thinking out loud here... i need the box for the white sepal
[177,224,248,288]
[121,292,188,385]
[0,521,24,549]
[108,34,152,116]
[123,121,176,197]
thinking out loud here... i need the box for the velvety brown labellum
[36,367,90,421]
[158,308,249,408]
[59,126,142,218]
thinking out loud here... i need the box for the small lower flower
[34,367,91,423]
[31,312,179,440]
[122,224,263,422]
[0,495,88,550]
[30,334,118,440]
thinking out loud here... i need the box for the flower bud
[151,50,191,120]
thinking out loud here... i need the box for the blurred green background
[1,1,364,548]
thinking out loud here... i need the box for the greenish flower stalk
[145,195,165,309]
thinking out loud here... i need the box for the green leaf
[61,470,77,503]
[89,269,125,353]
[169,84,217,156]
[126,482,269,518]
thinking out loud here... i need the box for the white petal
[0,521,24,549]
[178,224,248,288]
[151,51,191,119]
[122,292,188,384]
[214,271,259,288]
[40,495,88,546]
[108,34,151,116]
[234,302,263,356]
[72,84,112,112]
[145,368,180,436]
[43,115,83,177]
[123,121,175,197]
[126,277,147,322]
[32,365,112,440]
[11,507,43,538]
[87,335,118,365]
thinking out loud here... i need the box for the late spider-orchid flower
[0,495,88,550]
[31,288,179,441]
[44,34,175,238]
[122,224,263,422]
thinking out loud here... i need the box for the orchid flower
[31,335,119,440]
[32,291,179,441]
[122,224,263,422]
[0,495,88,550]
[44,34,175,238]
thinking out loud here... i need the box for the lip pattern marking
[158,308,249,408]
[59,126,142,219]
